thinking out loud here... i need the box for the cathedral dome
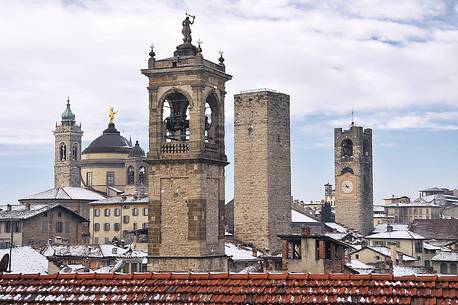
[128,140,145,158]
[82,123,132,154]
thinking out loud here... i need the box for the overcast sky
[1,0,457,203]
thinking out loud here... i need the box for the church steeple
[61,97,76,126]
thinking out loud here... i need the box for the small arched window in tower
[127,166,135,185]
[162,92,190,142]
[204,101,213,142]
[60,143,67,161]
[363,139,370,157]
[204,93,218,144]
[341,167,354,175]
[341,139,353,158]
[72,143,78,161]
[139,166,146,185]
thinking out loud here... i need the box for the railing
[160,143,189,154]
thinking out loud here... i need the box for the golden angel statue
[108,106,118,123]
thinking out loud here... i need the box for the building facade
[142,16,231,272]
[334,123,373,235]
[234,89,292,254]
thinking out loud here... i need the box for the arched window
[162,92,190,142]
[440,262,448,274]
[127,166,135,185]
[363,139,370,157]
[72,143,78,160]
[60,143,66,161]
[450,263,457,274]
[341,139,353,158]
[139,166,146,185]
[341,167,354,175]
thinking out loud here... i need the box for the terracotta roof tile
[0,273,458,304]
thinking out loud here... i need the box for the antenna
[351,108,354,127]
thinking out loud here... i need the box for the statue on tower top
[108,106,118,124]
[182,13,195,45]
[174,13,198,57]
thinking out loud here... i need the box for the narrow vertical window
[60,143,67,161]
[107,172,115,186]
[127,166,135,185]
[139,166,146,185]
[72,143,78,160]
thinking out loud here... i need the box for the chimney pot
[6,204,11,211]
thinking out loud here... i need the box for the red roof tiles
[0,273,457,304]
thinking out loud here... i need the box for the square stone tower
[54,98,83,188]
[234,89,291,254]
[334,123,373,235]
[141,16,231,272]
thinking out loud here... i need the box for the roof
[352,246,416,262]
[324,222,348,233]
[42,244,146,259]
[128,140,146,158]
[384,202,440,208]
[365,230,425,240]
[82,123,132,154]
[90,195,149,205]
[431,251,458,262]
[0,204,87,222]
[21,187,105,201]
[373,223,409,233]
[225,243,260,261]
[0,273,457,303]
[0,247,48,274]
[291,210,318,223]
[410,219,458,240]
[345,259,374,274]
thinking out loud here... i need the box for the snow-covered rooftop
[225,243,260,261]
[346,259,374,274]
[431,251,458,262]
[324,222,348,233]
[393,265,431,276]
[291,210,318,223]
[0,246,48,274]
[42,244,145,259]
[21,187,105,201]
[366,230,425,240]
[325,233,348,241]
[372,224,409,233]
[0,204,85,221]
[90,195,149,205]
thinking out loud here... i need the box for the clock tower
[334,123,373,235]
[141,15,231,272]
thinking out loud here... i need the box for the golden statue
[108,106,118,123]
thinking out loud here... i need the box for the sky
[0,0,457,204]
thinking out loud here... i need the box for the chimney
[387,224,394,232]
[26,203,31,210]
[252,248,257,257]
[6,204,11,211]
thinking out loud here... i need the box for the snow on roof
[346,259,374,273]
[373,205,385,213]
[43,244,146,259]
[366,230,425,240]
[325,222,348,233]
[22,187,105,201]
[431,251,458,262]
[0,204,51,220]
[424,242,449,251]
[90,195,149,205]
[372,224,409,233]
[291,210,318,223]
[365,246,416,262]
[325,233,349,241]
[393,266,430,276]
[225,243,260,261]
[0,246,48,274]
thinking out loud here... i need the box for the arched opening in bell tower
[341,139,353,158]
[204,93,218,144]
[161,92,190,142]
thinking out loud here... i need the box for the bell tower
[334,123,373,235]
[54,98,83,188]
[141,15,231,272]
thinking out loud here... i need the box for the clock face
[341,180,354,194]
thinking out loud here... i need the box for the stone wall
[234,90,291,254]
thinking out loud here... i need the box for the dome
[82,123,132,154]
[61,99,75,122]
[128,140,145,158]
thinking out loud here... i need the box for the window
[415,241,423,253]
[123,215,130,224]
[139,166,146,185]
[58,212,62,217]
[114,223,120,231]
[425,260,430,268]
[104,223,110,231]
[341,139,353,158]
[43,212,48,217]
[375,255,380,260]
[315,240,320,260]
[127,166,135,185]
[41,221,48,233]
[94,209,100,217]
[355,254,359,259]
[107,172,115,186]
[56,222,64,233]
[133,223,138,231]
[325,241,332,260]
[104,209,110,217]
[60,143,66,161]
[450,263,457,274]
[142,222,148,229]
[94,223,100,232]
[72,143,78,160]
[5,222,21,233]
[132,208,139,216]
[143,208,148,216]
[104,237,109,244]
[440,263,448,274]
[86,172,93,186]
[114,208,120,217]
[94,237,99,244]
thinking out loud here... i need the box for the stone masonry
[234,89,292,254]
[334,124,373,235]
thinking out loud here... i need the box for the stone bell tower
[141,15,231,272]
[54,98,83,188]
[334,122,373,235]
